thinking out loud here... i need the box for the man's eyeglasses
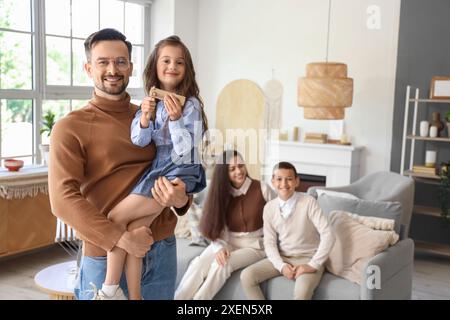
[92,58,130,71]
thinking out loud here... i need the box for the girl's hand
[140,94,156,127]
[215,248,230,266]
[164,94,182,121]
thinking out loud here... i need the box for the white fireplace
[263,140,363,187]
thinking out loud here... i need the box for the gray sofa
[175,171,415,300]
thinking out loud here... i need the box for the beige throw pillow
[325,210,399,284]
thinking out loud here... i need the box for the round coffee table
[34,260,77,300]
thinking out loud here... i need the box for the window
[0,0,151,164]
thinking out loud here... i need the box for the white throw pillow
[325,210,399,284]
[316,189,359,200]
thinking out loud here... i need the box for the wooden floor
[0,245,449,300]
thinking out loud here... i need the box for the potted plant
[39,110,56,165]
[438,161,450,220]
[445,109,450,138]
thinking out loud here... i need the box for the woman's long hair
[200,150,249,241]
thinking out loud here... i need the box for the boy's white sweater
[263,192,335,271]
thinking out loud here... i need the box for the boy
[240,162,335,300]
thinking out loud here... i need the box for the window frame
[0,0,152,164]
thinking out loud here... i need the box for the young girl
[174,150,276,300]
[93,36,208,300]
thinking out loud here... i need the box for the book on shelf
[304,138,327,144]
[412,165,437,175]
[305,132,328,140]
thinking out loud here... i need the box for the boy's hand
[140,93,156,127]
[281,264,296,280]
[294,264,317,278]
[215,248,230,266]
[164,94,182,121]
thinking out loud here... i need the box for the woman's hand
[294,264,317,279]
[164,94,182,121]
[151,177,188,208]
[215,248,230,266]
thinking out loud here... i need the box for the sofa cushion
[325,210,399,284]
[176,237,361,300]
[317,194,402,234]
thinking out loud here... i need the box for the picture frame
[429,76,450,100]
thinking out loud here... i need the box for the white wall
[150,0,175,48]
[194,0,401,177]
[174,0,198,64]
[150,0,198,63]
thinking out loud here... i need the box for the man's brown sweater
[48,92,189,256]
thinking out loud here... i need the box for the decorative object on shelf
[438,161,450,220]
[289,126,300,141]
[425,150,437,168]
[429,76,450,100]
[278,129,288,141]
[430,111,444,137]
[297,0,353,120]
[263,71,283,131]
[445,109,450,137]
[304,132,328,144]
[40,110,56,165]
[419,121,429,137]
[3,159,24,172]
[429,126,438,138]
[412,165,437,175]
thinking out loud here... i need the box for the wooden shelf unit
[415,241,450,258]
[413,205,449,218]
[401,86,450,258]
[406,135,450,142]
[403,170,440,180]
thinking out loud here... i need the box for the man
[48,28,191,300]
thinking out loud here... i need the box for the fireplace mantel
[263,140,363,187]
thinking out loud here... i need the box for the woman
[175,150,276,300]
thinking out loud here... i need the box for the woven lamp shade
[298,62,353,120]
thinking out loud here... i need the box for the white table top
[34,260,77,295]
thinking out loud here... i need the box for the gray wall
[391,0,450,172]
[391,0,450,242]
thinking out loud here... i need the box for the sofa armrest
[360,238,414,300]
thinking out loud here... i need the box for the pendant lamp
[298,0,353,120]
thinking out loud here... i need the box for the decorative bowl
[4,159,24,172]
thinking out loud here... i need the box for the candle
[425,150,437,168]
[429,126,438,138]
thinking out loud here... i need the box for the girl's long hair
[199,150,249,241]
[143,35,208,137]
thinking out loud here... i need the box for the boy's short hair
[272,162,298,177]
[84,28,132,61]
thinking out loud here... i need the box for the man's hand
[281,264,296,280]
[151,177,188,208]
[215,248,230,266]
[294,264,317,278]
[115,226,153,258]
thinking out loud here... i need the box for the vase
[430,112,444,137]
[39,144,50,165]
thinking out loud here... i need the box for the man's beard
[95,78,129,95]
